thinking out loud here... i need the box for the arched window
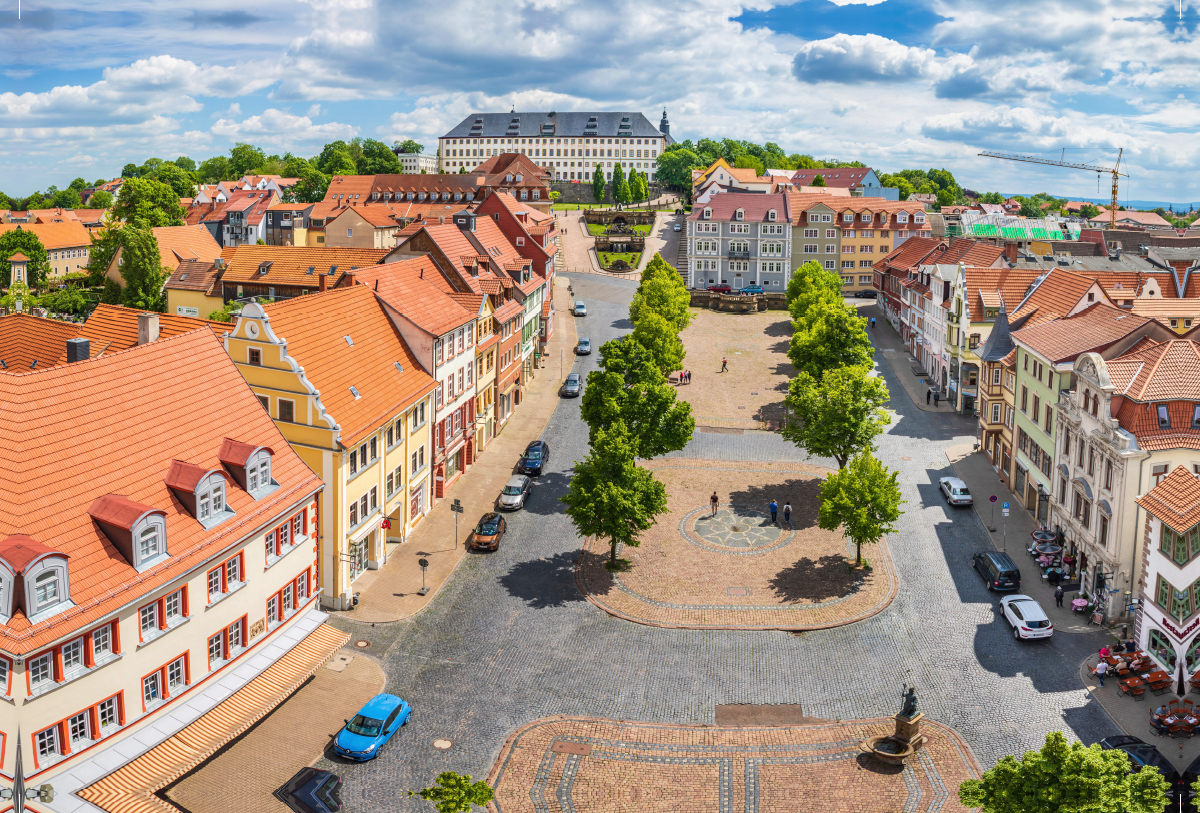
[1092,395,1100,417]
[34,571,58,607]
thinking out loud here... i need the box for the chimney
[342,271,356,287]
[1003,242,1018,262]
[137,312,160,345]
[66,337,89,363]
[319,274,327,292]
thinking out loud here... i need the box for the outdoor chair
[1150,680,1172,697]
[1170,724,1194,738]
[1182,699,1196,714]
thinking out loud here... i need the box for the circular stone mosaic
[682,505,795,555]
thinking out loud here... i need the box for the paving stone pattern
[488,716,980,813]
[577,459,896,630]
[321,272,1118,811]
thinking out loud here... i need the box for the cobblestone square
[676,309,794,429]
[488,715,980,813]
[578,459,897,630]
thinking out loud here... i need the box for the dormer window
[166,462,235,529]
[139,525,162,559]
[198,479,225,521]
[1158,405,1171,429]
[843,213,854,222]
[703,208,712,220]
[735,209,744,221]
[898,212,909,224]
[219,439,276,499]
[767,210,777,222]
[34,571,59,607]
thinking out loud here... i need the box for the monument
[862,684,927,765]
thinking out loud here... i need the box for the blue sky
[3,0,1200,203]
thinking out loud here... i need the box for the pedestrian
[1054,585,1064,607]
[783,502,792,529]
[926,388,932,405]
[710,491,719,516]
[721,357,728,373]
[871,317,876,329]
[933,390,940,407]
[1095,659,1108,686]
[769,499,778,524]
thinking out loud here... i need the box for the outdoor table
[1072,598,1089,611]
[1032,529,1056,543]
[1034,543,1063,556]
[1142,670,1171,683]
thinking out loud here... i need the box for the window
[167,656,187,692]
[1032,395,1040,419]
[93,625,112,659]
[140,603,158,636]
[278,400,294,422]
[208,554,243,603]
[36,726,60,761]
[207,568,221,600]
[248,348,262,366]
[1099,515,1109,548]
[208,632,225,667]
[35,570,59,608]
[350,501,358,527]
[143,671,162,708]
[30,652,51,688]
[1020,386,1028,412]
[1158,404,1171,429]
[98,697,120,731]
[412,445,425,474]
[1154,464,1169,486]
[370,437,377,461]
[1105,460,1113,490]
[228,619,243,653]
[992,368,1001,386]
[1088,447,1096,476]
[991,402,1001,423]
[139,525,160,559]
[62,638,83,673]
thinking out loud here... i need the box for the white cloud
[830,100,859,117]
[306,103,323,117]
[210,108,357,146]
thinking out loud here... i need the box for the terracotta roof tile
[1137,465,1200,531]
[0,221,91,250]
[1009,269,1110,327]
[261,285,437,446]
[164,259,221,294]
[219,245,390,287]
[352,257,477,337]
[1011,303,1151,362]
[151,225,222,271]
[0,313,82,370]
[961,267,1042,321]
[0,329,322,652]
[75,304,226,360]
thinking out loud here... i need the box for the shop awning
[75,622,349,813]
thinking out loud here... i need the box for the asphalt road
[322,272,1115,811]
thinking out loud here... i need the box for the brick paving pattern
[676,308,794,429]
[318,272,1119,812]
[578,459,897,630]
[488,716,980,813]
[856,301,956,414]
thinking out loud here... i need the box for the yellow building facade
[224,287,437,609]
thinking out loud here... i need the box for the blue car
[333,694,411,761]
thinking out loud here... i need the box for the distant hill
[1000,194,1197,212]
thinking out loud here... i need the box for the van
[973,551,1021,591]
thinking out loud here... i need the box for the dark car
[855,290,879,299]
[471,512,507,550]
[973,551,1021,591]
[561,372,582,397]
[275,768,343,813]
[706,284,732,293]
[1103,736,1185,810]
[519,440,550,475]
[738,285,764,296]
[575,338,591,355]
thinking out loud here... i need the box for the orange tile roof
[219,245,390,287]
[164,259,221,294]
[0,220,91,250]
[1130,299,1200,321]
[874,236,945,273]
[1011,303,1151,362]
[0,329,322,652]
[1137,464,1200,530]
[151,224,223,271]
[1106,339,1200,402]
[74,304,227,359]
[1010,269,1109,327]
[261,285,438,446]
[352,256,477,338]
[961,267,1042,321]
[0,313,82,370]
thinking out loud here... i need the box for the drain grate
[354,640,370,649]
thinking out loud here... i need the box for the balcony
[728,250,751,260]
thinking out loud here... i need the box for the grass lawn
[587,223,652,236]
[598,252,641,269]
[551,202,608,211]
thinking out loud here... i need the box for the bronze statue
[900,684,918,718]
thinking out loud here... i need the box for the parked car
[939,476,973,506]
[470,512,507,551]
[973,551,1021,592]
[561,372,582,398]
[573,301,587,317]
[333,694,411,761]
[673,223,681,232]
[1103,736,1185,810]
[275,768,343,813]
[706,284,732,293]
[855,290,879,299]
[999,595,1053,640]
[519,439,550,475]
[498,475,533,510]
[575,338,591,355]
[738,285,764,296]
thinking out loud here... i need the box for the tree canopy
[592,163,606,203]
[115,222,169,312]
[409,771,494,813]
[394,139,424,154]
[818,451,902,566]
[0,230,50,289]
[630,254,691,332]
[110,178,186,227]
[787,301,873,380]
[783,365,890,469]
[786,259,843,320]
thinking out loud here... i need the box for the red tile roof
[352,256,477,337]
[76,304,226,359]
[1106,339,1200,402]
[0,221,91,250]
[151,225,222,271]
[1011,303,1151,362]
[1009,269,1109,327]
[789,167,875,189]
[218,245,390,287]
[1137,465,1200,530]
[0,328,322,652]
[0,313,82,370]
[688,192,791,223]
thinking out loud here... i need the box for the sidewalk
[860,303,955,414]
[338,277,577,623]
[947,443,1096,634]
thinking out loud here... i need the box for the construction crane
[978,148,1126,229]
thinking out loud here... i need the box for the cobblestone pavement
[854,301,956,414]
[636,211,683,273]
[675,308,794,430]
[322,271,1117,812]
[488,716,980,813]
[577,459,897,630]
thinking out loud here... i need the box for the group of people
[1093,641,1145,686]
[706,494,793,529]
[678,370,692,384]
[1153,704,1200,736]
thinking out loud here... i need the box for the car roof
[940,476,966,487]
[1004,596,1047,620]
[359,693,401,716]
[506,475,529,486]
[566,372,580,380]
[526,439,545,449]
[480,511,499,521]
[980,550,1018,568]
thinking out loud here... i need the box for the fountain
[862,685,926,765]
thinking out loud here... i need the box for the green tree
[100,278,122,305]
[394,139,424,154]
[357,138,402,174]
[154,163,196,198]
[88,190,114,209]
[208,300,242,322]
[631,309,685,374]
[734,154,765,176]
[879,174,915,201]
[121,163,142,179]
[289,167,330,204]
[783,365,890,469]
[51,188,83,209]
[580,335,694,458]
[110,178,186,226]
[786,259,843,319]
[1018,198,1044,219]
[409,771,494,813]
[788,301,873,379]
[317,140,352,174]
[0,230,50,289]
[612,163,628,206]
[560,420,669,567]
[173,156,197,172]
[959,731,1168,813]
[282,154,314,179]
[630,253,690,331]
[324,149,358,176]
[591,163,606,204]
[655,147,701,189]
[980,191,1005,205]
[1079,202,1100,220]
[42,285,87,314]
[229,143,266,178]
[935,188,955,210]
[818,451,902,566]
[85,221,123,286]
[810,174,827,187]
[197,156,233,183]
[117,222,169,312]
[67,177,88,193]
[458,166,468,174]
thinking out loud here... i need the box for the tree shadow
[610,318,633,331]
[728,477,823,530]
[499,550,588,609]
[577,547,616,597]
[768,555,859,603]
[762,318,794,338]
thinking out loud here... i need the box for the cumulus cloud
[830,100,859,116]
[210,108,357,145]
[794,34,942,84]
[306,103,323,117]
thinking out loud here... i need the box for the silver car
[498,475,532,511]
[938,476,973,506]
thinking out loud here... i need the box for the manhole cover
[355,640,370,648]
[433,739,453,750]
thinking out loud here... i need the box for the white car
[673,223,681,232]
[573,301,586,317]
[938,476,973,506]
[1000,595,1054,640]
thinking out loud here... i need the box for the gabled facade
[685,194,792,290]
[225,286,437,609]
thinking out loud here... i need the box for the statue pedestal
[894,713,925,752]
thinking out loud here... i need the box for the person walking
[926,388,932,405]
[710,492,719,516]
[782,502,792,529]
[1055,585,1064,607]
[933,390,940,407]
[1095,659,1108,686]
[721,357,728,373]
[870,317,876,329]
[768,499,779,525]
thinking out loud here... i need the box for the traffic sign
[989,496,997,503]
[1002,502,1010,510]
[418,558,429,569]
[1002,509,1010,517]
[451,499,464,514]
